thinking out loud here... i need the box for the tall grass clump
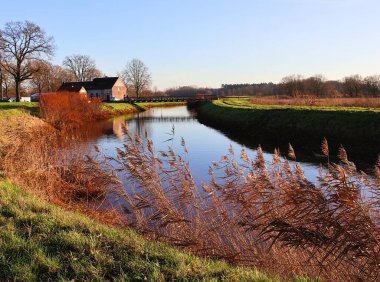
[39,92,104,129]
[0,113,126,226]
[110,130,380,281]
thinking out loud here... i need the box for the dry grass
[108,130,380,281]
[0,110,126,227]
[249,97,380,108]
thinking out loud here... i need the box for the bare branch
[120,59,151,98]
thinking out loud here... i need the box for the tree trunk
[15,63,21,102]
[15,79,20,102]
[0,72,3,100]
[136,86,140,98]
[4,83,8,98]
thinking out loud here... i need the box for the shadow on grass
[129,102,145,112]
[0,102,39,116]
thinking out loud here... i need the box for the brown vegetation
[0,111,126,226]
[249,96,380,108]
[109,131,380,281]
[39,92,105,128]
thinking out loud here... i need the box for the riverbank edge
[196,100,380,155]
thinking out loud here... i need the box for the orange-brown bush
[39,92,104,129]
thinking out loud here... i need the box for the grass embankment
[0,180,278,281]
[103,101,186,115]
[0,101,186,119]
[197,98,380,150]
[0,108,281,281]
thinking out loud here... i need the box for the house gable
[111,78,127,99]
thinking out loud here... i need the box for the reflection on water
[80,106,322,185]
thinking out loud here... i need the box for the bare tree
[120,59,151,97]
[50,65,75,91]
[343,75,363,97]
[304,75,327,97]
[364,75,380,97]
[63,54,102,82]
[30,61,52,93]
[0,21,55,101]
[280,75,304,97]
[30,62,74,93]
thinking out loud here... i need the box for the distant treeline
[165,86,213,97]
[165,75,380,98]
[219,75,380,97]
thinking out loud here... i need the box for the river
[84,106,323,185]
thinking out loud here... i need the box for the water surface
[88,106,321,185]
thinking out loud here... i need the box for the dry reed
[106,128,379,281]
[249,97,380,108]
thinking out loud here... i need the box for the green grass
[0,180,281,281]
[0,102,39,116]
[0,108,28,118]
[137,101,186,109]
[102,102,137,112]
[216,98,380,112]
[103,102,186,113]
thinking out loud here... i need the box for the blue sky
[1,0,379,89]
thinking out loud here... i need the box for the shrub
[39,92,104,129]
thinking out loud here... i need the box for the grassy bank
[197,99,380,159]
[0,180,279,281]
[103,101,186,115]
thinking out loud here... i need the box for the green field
[0,180,280,281]
[214,98,380,112]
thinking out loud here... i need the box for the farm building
[58,77,126,101]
